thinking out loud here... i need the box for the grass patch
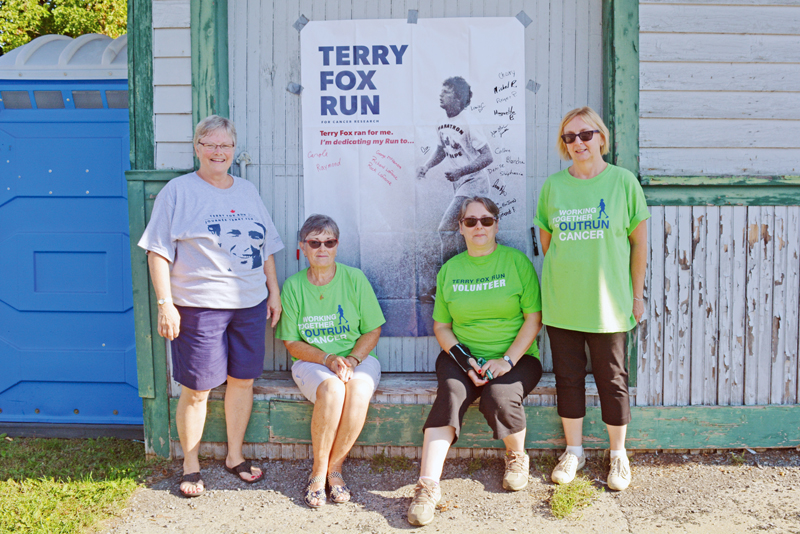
[550,476,603,519]
[0,434,153,534]
[370,452,413,473]
[466,457,483,475]
[533,453,558,474]
[730,452,747,466]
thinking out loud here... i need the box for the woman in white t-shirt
[138,115,284,497]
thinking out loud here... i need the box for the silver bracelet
[634,297,644,302]
[323,353,333,366]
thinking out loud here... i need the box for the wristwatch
[157,297,171,306]
[503,355,514,367]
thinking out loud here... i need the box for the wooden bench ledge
[209,371,620,400]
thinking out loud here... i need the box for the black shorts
[423,351,543,444]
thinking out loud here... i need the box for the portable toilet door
[0,34,142,428]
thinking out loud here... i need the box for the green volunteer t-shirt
[276,263,386,361]
[432,244,542,360]
[533,163,650,333]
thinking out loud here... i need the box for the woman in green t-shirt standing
[533,107,650,492]
[407,196,543,527]
[276,214,386,509]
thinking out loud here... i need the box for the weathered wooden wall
[227,0,605,373]
[639,0,800,175]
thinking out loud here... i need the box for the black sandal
[224,460,263,483]
[179,472,205,498]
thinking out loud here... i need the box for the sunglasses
[460,216,497,228]
[561,130,600,144]
[304,239,338,249]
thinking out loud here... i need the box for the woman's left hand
[266,291,282,327]
[480,358,513,380]
[633,298,644,323]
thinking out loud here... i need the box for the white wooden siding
[153,0,193,170]
[639,0,800,176]
[228,0,605,375]
[637,206,800,406]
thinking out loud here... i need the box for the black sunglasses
[561,130,600,144]
[304,239,338,249]
[460,216,497,228]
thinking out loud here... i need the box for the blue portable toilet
[0,34,142,433]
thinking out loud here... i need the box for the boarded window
[73,90,104,109]
[34,91,65,109]
[106,90,129,109]
[1,91,33,109]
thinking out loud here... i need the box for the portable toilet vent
[0,34,142,428]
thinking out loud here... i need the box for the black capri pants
[423,350,543,444]
[548,325,631,426]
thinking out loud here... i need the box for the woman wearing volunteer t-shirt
[534,107,650,492]
[276,214,385,509]
[407,196,543,527]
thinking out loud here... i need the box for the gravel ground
[102,450,800,534]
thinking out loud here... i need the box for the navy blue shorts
[171,299,267,391]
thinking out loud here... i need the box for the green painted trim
[170,400,800,450]
[642,176,800,187]
[127,0,154,170]
[125,170,192,182]
[603,0,639,176]
[627,327,637,387]
[643,185,800,206]
[128,180,154,399]
[191,0,230,127]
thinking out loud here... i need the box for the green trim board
[168,399,800,450]
[602,0,639,176]
[642,176,800,187]
[126,170,192,182]
[191,0,230,126]
[642,175,800,206]
[127,0,154,170]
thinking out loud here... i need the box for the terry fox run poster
[301,17,526,337]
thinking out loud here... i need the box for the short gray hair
[193,115,237,146]
[458,196,500,220]
[299,214,340,242]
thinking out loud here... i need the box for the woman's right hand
[467,359,488,387]
[157,302,181,340]
[327,355,353,383]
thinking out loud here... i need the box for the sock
[566,445,584,457]
[419,476,439,485]
[610,449,627,460]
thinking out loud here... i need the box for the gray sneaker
[607,455,632,491]
[551,451,586,485]
[502,450,530,491]
[407,478,441,526]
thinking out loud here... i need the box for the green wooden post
[192,0,229,125]
[128,0,154,170]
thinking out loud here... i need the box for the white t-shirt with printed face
[436,111,490,197]
[138,172,284,309]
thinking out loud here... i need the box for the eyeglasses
[304,239,338,249]
[460,216,497,228]
[560,130,600,144]
[197,141,234,151]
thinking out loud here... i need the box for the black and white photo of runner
[417,76,493,266]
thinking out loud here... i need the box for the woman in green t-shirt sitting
[533,107,650,492]
[276,214,386,509]
[407,196,543,527]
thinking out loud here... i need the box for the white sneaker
[551,451,586,485]
[607,456,631,491]
[502,450,530,491]
[407,478,442,526]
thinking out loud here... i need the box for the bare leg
[607,424,627,451]
[438,195,468,264]
[419,426,456,480]
[224,376,261,481]
[176,385,210,494]
[561,417,584,447]
[327,379,374,474]
[502,428,526,452]
[308,378,346,504]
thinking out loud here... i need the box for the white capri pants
[291,356,382,403]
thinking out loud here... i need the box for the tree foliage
[0,0,127,55]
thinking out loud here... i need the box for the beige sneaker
[407,478,441,526]
[607,455,632,491]
[551,451,586,485]
[502,450,530,491]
